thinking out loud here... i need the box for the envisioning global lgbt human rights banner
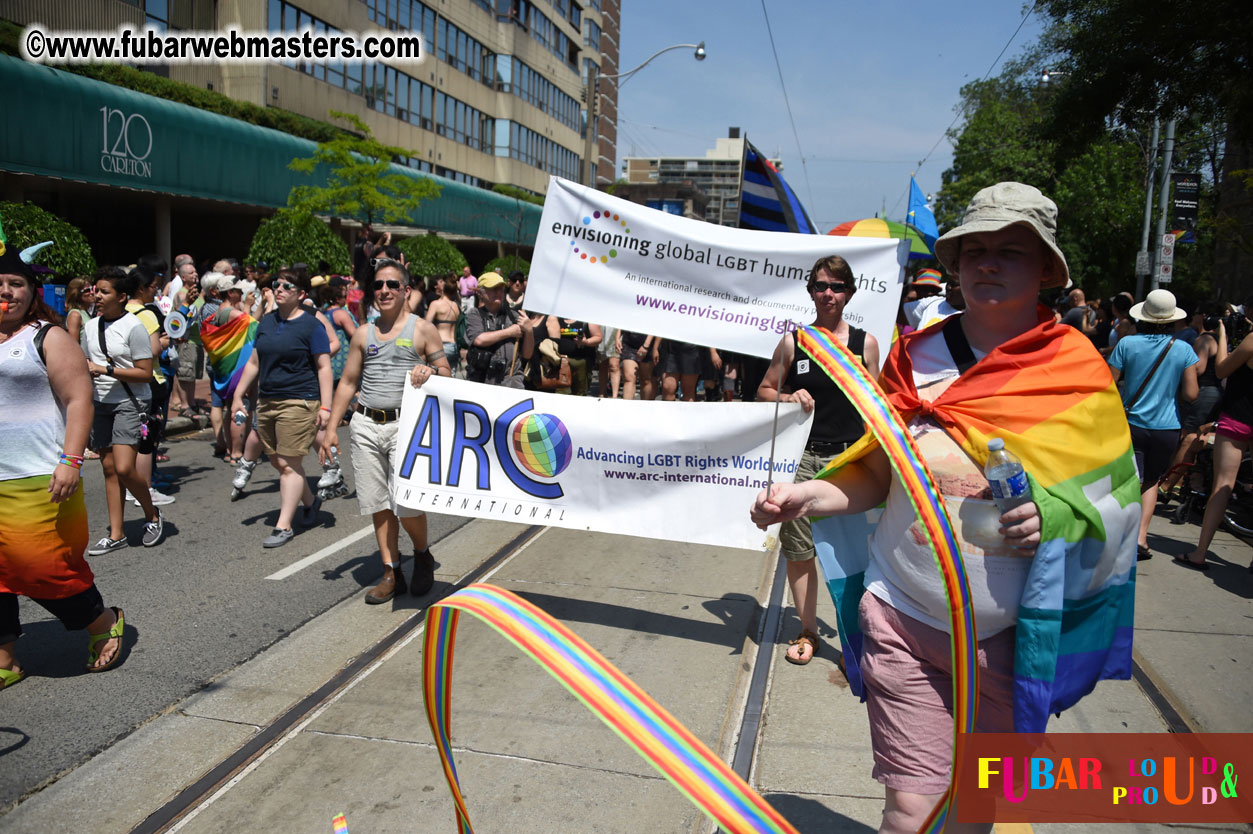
[391,377,811,550]
[526,176,907,361]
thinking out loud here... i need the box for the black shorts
[661,340,702,376]
[1129,424,1179,489]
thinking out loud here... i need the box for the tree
[287,111,441,225]
[247,208,351,274]
[396,233,468,278]
[482,255,531,276]
[0,201,95,280]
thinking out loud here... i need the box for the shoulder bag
[1122,336,1176,417]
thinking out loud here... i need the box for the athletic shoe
[128,489,176,507]
[232,459,259,491]
[263,527,294,548]
[142,510,165,547]
[301,496,323,527]
[88,536,129,556]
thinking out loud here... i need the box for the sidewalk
[5,509,1250,833]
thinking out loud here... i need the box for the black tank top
[1196,336,1222,389]
[1220,362,1253,425]
[788,326,867,444]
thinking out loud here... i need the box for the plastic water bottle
[985,438,1032,513]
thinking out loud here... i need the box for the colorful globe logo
[511,413,573,478]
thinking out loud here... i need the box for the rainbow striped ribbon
[330,812,348,834]
[423,584,800,834]
[796,325,979,833]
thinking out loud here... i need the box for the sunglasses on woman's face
[811,280,853,295]
[274,280,298,292]
[373,279,403,291]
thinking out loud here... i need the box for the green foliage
[1051,139,1145,291]
[288,111,441,225]
[482,255,531,276]
[247,209,350,274]
[491,184,544,206]
[395,234,467,278]
[0,201,95,280]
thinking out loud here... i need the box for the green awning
[0,54,541,242]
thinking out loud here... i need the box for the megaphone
[165,310,189,340]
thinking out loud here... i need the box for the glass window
[347,61,362,94]
[268,0,281,30]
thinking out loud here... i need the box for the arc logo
[398,396,572,499]
[568,209,631,266]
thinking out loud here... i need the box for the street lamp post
[583,42,706,188]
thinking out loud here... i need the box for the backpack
[455,308,470,350]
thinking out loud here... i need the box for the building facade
[621,128,782,227]
[0,0,620,262]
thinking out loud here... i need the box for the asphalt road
[0,424,470,812]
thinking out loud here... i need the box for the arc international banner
[526,177,907,360]
[391,377,811,550]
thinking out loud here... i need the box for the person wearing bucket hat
[752,182,1140,831]
[1108,289,1199,560]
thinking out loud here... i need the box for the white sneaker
[130,488,176,506]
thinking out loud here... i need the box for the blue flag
[906,177,938,251]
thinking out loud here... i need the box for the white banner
[391,377,811,550]
[526,177,907,361]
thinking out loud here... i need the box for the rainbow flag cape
[809,310,1140,734]
[200,311,257,402]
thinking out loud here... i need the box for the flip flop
[86,607,126,673]
[0,666,25,691]
[1172,555,1210,571]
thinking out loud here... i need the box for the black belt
[356,404,400,423]
[806,439,852,456]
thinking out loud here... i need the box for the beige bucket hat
[934,182,1070,290]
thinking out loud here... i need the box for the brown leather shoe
[410,548,435,597]
[365,563,405,605]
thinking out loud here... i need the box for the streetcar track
[129,524,547,834]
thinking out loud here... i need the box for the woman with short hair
[231,269,332,547]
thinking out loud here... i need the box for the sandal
[178,407,197,418]
[1173,554,1211,571]
[86,607,125,673]
[0,666,25,691]
[785,629,820,666]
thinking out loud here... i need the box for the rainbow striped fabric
[200,311,257,402]
[330,812,348,834]
[423,584,800,834]
[807,311,1139,734]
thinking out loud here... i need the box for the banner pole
[764,320,791,501]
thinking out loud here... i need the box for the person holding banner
[757,255,879,666]
[466,273,535,389]
[320,259,450,602]
[751,183,1138,834]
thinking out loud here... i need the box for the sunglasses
[274,280,299,292]
[811,280,853,295]
[373,279,403,291]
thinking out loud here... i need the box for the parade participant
[321,277,358,386]
[618,328,657,401]
[1108,289,1198,560]
[200,273,259,466]
[64,277,94,343]
[424,275,462,376]
[320,259,450,603]
[81,267,166,553]
[466,272,534,388]
[505,270,527,312]
[1161,308,1223,499]
[751,183,1138,834]
[0,238,126,688]
[123,267,176,503]
[757,255,880,666]
[231,270,332,548]
[654,337,715,402]
[1182,305,1253,569]
[546,315,600,395]
[597,324,621,398]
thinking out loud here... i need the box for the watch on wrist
[106,363,115,377]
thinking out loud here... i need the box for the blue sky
[615,0,1045,232]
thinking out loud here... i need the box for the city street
[1,419,1250,833]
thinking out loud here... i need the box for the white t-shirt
[80,313,153,404]
[863,329,1032,637]
[904,295,960,330]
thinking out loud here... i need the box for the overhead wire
[758,0,818,217]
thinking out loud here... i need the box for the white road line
[265,526,376,580]
[166,527,546,831]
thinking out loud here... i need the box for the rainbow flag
[809,309,1140,733]
[200,311,257,402]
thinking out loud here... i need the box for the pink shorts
[1216,413,1253,444]
[858,592,1016,795]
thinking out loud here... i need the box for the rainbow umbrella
[827,217,933,258]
